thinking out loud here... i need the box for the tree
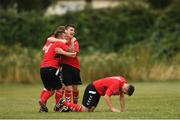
[85,0,93,9]
[147,0,173,9]
[0,0,53,13]
[0,0,14,9]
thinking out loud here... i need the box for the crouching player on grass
[54,76,135,112]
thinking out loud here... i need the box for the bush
[0,2,156,52]
[149,0,180,59]
[0,0,179,83]
[74,4,156,53]
[147,0,173,9]
[0,44,41,84]
[0,44,179,83]
[0,0,179,56]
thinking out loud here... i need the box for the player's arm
[42,46,47,51]
[68,37,76,52]
[104,94,120,112]
[119,94,125,112]
[55,48,76,58]
[47,37,67,43]
[55,39,77,57]
[42,43,52,52]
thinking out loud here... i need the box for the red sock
[40,89,46,99]
[65,90,72,103]
[40,90,54,104]
[63,102,84,112]
[73,90,79,104]
[55,89,63,105]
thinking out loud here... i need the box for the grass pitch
[0,81,180,119]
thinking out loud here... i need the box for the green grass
[0,81,180,119]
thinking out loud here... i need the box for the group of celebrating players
[39,24,135,113]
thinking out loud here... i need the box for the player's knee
[43,88,48,91]
[82,105,89,112]
[72,85,78,90]
[65,85,73,91]
[88,106,96,112]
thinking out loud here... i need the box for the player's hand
[42,46,47,51]
[71,37,77,43]
[55,48,64,54]
[70,52,76,58]
[110,108,120,112]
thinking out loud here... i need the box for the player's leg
[54,84,90,112]
[71,66,82,104]
[61,64,82,104]
[56,67,65,102]
[52,68,64,111]
[39,67,57,112]
[64,85,73,103]
[61,85,65,98]
[61,64,73,103]
[55,83,100,112]
[81,83,100,112]
[54,98,85,112]
[72,85,79,104]
[88,106,96,112]
[39,88,54,112]
[55,87,64,105]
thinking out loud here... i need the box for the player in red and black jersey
[49,24,82,104]
[39,26,76,112]
[61,24,81,104]
[54,76,135,112]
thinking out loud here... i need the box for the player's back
[93,76,126,96]
[41,41,63,68]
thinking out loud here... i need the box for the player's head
[54,26,65,38]
[121,84,135,96]
[65,24,76,39]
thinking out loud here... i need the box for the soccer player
[43,26,67,51]
[39,26,76,112]
[62,24,82,104]
[53,24,82,104]
[54,76,135,112]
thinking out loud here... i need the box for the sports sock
[63,102,84,112]
[40,90,54,104]
[40,89,46,99]
[65,90,72,103]
[73,90,79,104]
[55,89,63,105]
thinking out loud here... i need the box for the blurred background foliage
[0,0,53,13]
[0,0,179,83]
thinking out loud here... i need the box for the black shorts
[40,67,62,91]
[82,83,100,109]
[61,64,82,86]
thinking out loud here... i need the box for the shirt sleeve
[74,41,79,53]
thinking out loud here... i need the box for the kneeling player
[54,76,135,112]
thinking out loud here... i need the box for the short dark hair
[127,85,135,96]
[54,26,65,38]
[65,24,76,29]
